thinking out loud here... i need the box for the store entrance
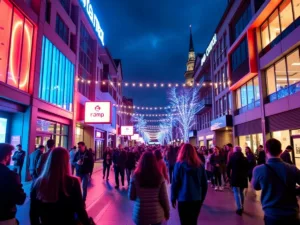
[95,140,104,160]
[292,135,300,169]
[35,132,52,149]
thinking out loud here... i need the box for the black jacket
[30,176,90,225]
[125,152,136,170]
[210,154,224,172]
[257,150,266,165]
[0,164,26,221]
[112,149,127,169]
[29,150,42,176]
[227,152,249,188]
[103,151,112,166]
[73,150,94,175]
[280,150,293,165]
[12,150,26,167]
[246,152,257,174]
[36,151,51,176]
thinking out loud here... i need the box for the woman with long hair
[154,149,169,183]
[245,146,256,182]
[30,147,90,225]
[129,151,170,225]
[171,144,208,225]
[210,146,223,191]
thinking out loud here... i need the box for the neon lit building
[193,0,300,167]
[0,0,128,180]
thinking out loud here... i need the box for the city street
[17,165,264,225]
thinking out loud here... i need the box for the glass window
[287,49,300,85]
[241,85,247,107]
[261,21,270,48]
[56,15,69,44]
[279,0,294,32]
[253,76,260,101]
[293,0,300,19]
[272,130,291,148]
[275,58,288,91]
[266,66,276,95]
[269,9,280,42]
[247,80,254,104]
[236,89,241,109]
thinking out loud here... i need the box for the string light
[113,103,194,110]
[118,111,179,117]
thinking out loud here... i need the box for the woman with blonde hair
[30,147,90,225]
[171,144,208,225]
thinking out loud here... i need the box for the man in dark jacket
[167,146,178,183]
[280,145,293,165]
[73,142,94,202]
[257,145,266,165]
[125,148,136,186]
[12,144,26,180]
[29,145,44,183]
[252,139,300,225]
[227,146,249,215]
[113,144,127,189]
[0,143,26,224]
[36,139,55,175]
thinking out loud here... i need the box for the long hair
[177,143,201,167]
[35,147,72,203]
[134,151,162,188]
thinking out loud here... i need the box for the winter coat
[280,150,293,165]
[73,150,94,175]
[210,153,223,172]
[257,150,266,165]
[29,149,42,176]
[227,151,249,188]
[167,147,178,167]
[246,152,257,175]
[103,151,112,166]
[113,149,127,169]
[171,161,208,202]
[129,174,170,225]
[12,150,26,167]
[126,152,136,170]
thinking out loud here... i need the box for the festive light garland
[76,78,231,88]
[118,111,179,117]
[113,103,194,111]
[145,119,171,122]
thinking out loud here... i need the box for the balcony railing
[268,81,300,103]
[197,97,212,113]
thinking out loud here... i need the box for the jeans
[213,169,222,187]
[78,173,89,201]
[114,166,125,187]
[13,165,23,181]
[264,215,300,225]
[103,164,111,179]
[169,165,174,183]
[232,187,245,210]
[178,201,202,225]
[126,168,133,185]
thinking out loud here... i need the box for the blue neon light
[39,37,75,111]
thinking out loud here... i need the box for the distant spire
[189,25,194,52]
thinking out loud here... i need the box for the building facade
[193,0,300,167]
[0,0,129,180]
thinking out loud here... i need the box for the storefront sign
[131,133,140,140]
[85,102,112,124]
[95,131,103,138]
[121,126,134,136]
[201,34,217,66]
[80,0,105,46]
[211,115,233,131]
[11,135,21,147]
[198,136,204,141]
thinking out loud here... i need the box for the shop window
[0,3,34,92]
[287,49,300,94]
[239,133,263,153]
[261,21,270,49]
[39,37,75,111]
[279,0,294,32]
[272,130,291,148]
[266,67,276,95]
[275,58,289,98]
[294,0,300,19]
[269,9,280,43]
[253,76,260,102]
[0,118,8,142]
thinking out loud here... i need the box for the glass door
[35,133,52,151]
[292,136,300,169]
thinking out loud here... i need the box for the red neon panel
[0,0,13,83]
[19,19,33,92]
[7,9,24,88]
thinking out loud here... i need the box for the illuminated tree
[168,87,200,143]
[131,115,150,143]
[157,115,174,145]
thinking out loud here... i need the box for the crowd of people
[0,138,300,225]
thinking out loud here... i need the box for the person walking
[205,149,214,185]
[227,146,249,215]
[253,138,300,225]
[12,144,26,180]
[113,144,127,189]
[257,145,266,165]
[36,139,55,176]
[125,148,136,186]
[0,143,26,225]
[69,146,77,175]
[73,142,94,202]
[281,145,293,165]
[155,149,169,183]
[103,147,112,180]
[29,145,44,184]
[210,146,223,191]
[30,147,91,225]
[129,151,170,225]
[171,144,207,225]
[167,146,178,184]
[245,146,256,182]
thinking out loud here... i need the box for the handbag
[264,164,300,196]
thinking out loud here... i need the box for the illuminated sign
[131,133,140,140]
[85,102,111,124]
[0,118,7,143]
[80,0,105,46]
[201,34,217,66]
[95,131,103,138]
[121,126,134,136]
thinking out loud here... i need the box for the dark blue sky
[95,0,227,107]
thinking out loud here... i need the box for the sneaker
[214,186,219,191]
[219,186,224,191]
[211,185,215,188]
[236,209,243,216]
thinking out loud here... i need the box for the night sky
[95,0,227,107]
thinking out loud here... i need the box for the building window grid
[56,15,69,44]
[233,4,252,41]
[60,0,70,14]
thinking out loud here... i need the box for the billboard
[84,102,112,124]
[121,126,134,136]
